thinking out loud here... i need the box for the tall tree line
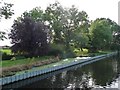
[9,2,120,57]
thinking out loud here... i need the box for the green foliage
[0,1,14,19]
[2,52,14,60]
[89,18,113,51]
[48,44,64,56]
[63,51,76,58]
[22,7,43,22]
[112,25,120,51]
[22,2,90,52]
[74,48,88,56]
[7,1,120,57]
[0,49,12,55]
[1,52,25,60]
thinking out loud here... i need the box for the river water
[2,55,120,90]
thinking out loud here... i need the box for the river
[2,54,120,90]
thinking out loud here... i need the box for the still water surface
[2,55,120,89]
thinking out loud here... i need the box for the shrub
[62,50,76,58]
[48,48,63,56]
[47,44,64,57]
[15,55,25,60]
[2,52,14,60]
[2,53,26,60]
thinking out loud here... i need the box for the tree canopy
[89,18,120,52]
[21,2,90,53]
[9,17,49,56]
[8,2,120,57]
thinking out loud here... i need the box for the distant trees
[44,3,90,52]
[9,1,120,57]
[9,17,49,56]
[89,18,120,52]
[89,18,113,52]
[21,2,90,54]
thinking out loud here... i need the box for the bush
[2,52,14,60]
[47,44,64,57]
[2,53,25,60]
[62,50,76,58]
[48,48,63,56]
[15,55,25,60]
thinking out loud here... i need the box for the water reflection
[2,55,120,89]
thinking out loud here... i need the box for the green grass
[74,48,89,56]
[73,48,112,57]
[0,49,12,55]
[16,58,76,74]
[1,56,76,77]
[1,56,53,67]
[88,50,112,56]
[1,48,112,68]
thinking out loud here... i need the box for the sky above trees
[0,0,119,46]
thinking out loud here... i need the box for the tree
[89,18,113,52]
[44,2,90,52]
[0,1,14,19]
[9,17,49,56]
[0,31,7,40]
[22,7,44,22]
[25,2,89,56]
[0,0,14,41]
[112,25,120,51]
[73,11,90,51]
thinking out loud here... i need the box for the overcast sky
[0,0,119,46]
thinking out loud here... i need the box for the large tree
[20,2,89,54]
[44,2,90,52]
[89,18,113,52]
[9,17,49,56]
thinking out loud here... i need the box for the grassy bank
[1,56,91,77]
[1,56,56,67]
[1,56,60,77]
[1,51,111,68]
[0,48,113,77]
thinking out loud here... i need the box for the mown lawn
[16,58,75,75]
[1,56,54,67]
[1,56,77,77]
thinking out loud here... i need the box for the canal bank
[0,52,117,86]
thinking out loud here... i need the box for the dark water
[2,55,120,89]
